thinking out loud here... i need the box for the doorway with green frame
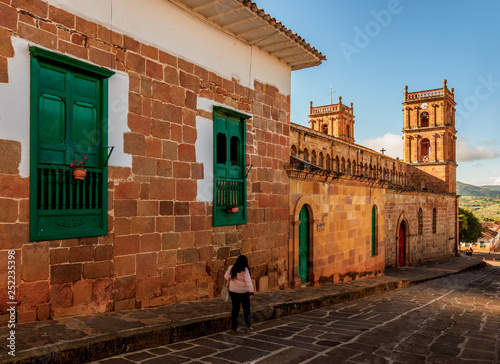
[298,205,310,283]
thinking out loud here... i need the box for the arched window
[347,159,351,175]
[322,123,328,134]
[341,158,346,173]
[304,148,309,162]
[418,208,423,236]
[291,145,297,157]
[421,112,429,127]
[371,205,377,256]
[311,150,317,165]
[325,154,331,170]
[420,138,430,162]
[336,156,340,172]
[318,152,324,168]
[347,124,350,138]
[432,208,437,234]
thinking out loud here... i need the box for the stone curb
[3,260,487,364]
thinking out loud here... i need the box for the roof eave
[170,0,326,70]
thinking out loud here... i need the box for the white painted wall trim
[0,37,131,178]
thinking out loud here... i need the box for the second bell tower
[402,80,457,193]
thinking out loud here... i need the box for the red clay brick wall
[0,0,290,322]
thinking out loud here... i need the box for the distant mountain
[457,182,500,197]
[482,185,500,192]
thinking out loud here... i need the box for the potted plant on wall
[70,157,87,180]
[227,205,239,213]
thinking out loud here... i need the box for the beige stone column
[406,136,412,163]
[416,135,421,162]
[432,134,438,162]
[440,132,446,161]
[405,107,412,129]
[432,104,439,126]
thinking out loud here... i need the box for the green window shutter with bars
[213,107,250,227]
[29,47,114,241]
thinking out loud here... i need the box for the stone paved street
[92,266,500,364]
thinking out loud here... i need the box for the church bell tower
[402,80,457,193]
[308,96,355,143]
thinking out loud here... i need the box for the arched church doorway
[298,205,310,282]
[398,222,406,267]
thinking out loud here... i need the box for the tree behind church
[459,207,482,244]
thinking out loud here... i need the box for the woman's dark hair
[231,255,249,279]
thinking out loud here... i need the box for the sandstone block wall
[288,177,386,287]
[384,191,457,267]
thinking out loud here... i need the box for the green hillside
[482,185,500,193]
[457,181,500,221]
[457,181,500,198]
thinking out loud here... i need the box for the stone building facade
[0,0,458,325]
[288,83,458,286]
[0,0,325,322]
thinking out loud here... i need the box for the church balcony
[406,89,443,101]
[419,155,430,163]
[310,104,353,115]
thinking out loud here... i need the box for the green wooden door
[299,205,309,282]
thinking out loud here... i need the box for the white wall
[47,0,292,95]
[0,37,131,177]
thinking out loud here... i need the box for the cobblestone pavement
[1,256,486,363]
[93,266,500,364]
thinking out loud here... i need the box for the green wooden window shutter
[29,47,114,241]
[213,107,250,227]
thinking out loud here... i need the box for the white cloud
[482,140,498,146]
[360,133,403,159]
[456,139,500,162]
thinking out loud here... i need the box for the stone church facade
[287,80,458,287]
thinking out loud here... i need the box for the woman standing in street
[224,255,254,335]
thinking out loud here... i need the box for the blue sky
[256,0,500,186]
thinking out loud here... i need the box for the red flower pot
[227,206,239,213]
[73,168,87,180]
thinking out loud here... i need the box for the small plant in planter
[70,157,87,180]
[227,205,239,213]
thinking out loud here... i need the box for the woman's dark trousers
[229,291,251,330]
